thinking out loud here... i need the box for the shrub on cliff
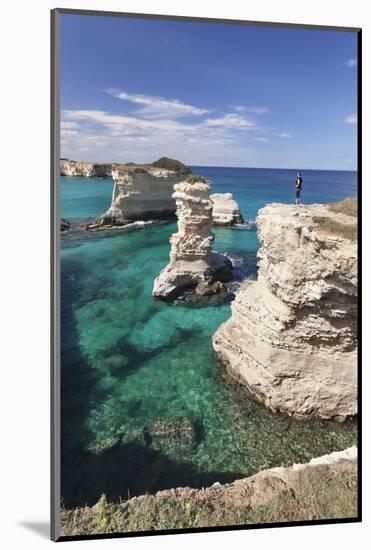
[186,175,207,184]
[152,157,191,173]
[132,167,148,173]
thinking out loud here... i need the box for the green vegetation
[132,167,148,173]
[312,216,357,240]
[152,157,191,173]
[327,197,357,217]
[60,465,357,536]
[251,468,357,523]
[186,175,207,184]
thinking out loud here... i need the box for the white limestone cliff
[153,178,232,299]
[213,202,357,420]
[98,166,185,225]
[210,193,244,225]
[60,159,112,177]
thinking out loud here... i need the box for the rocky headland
[213,200,357,420]
[60,159,113,178]
[210,192,244,225]
[153,176,232,299]
[61,446,357,535]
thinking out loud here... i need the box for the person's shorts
[295,189,301,198]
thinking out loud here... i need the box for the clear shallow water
[61,167,357,507]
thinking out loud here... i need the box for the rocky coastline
[60,159,113,178]
[60,161,358,532]
[153,176,232,299]
[61,446,357,536]
[61,157,244,231]
[213,201,357,420]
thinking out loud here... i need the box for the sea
[60,167,357,507]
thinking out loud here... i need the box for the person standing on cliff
[295,171,303,205]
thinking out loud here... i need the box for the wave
[232,220,257,230]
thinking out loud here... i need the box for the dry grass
[312,216,357,241]
[327,197,357,217]
[251,468,357,523]
[60,466,357,537]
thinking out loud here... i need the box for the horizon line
[189,164,357,172]
[60,158,357,173]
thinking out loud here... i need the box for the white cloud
[61,107,261,165]
[345,114,357,124]
[60,120,78,130]
[61,88,277,165]
[61,129,79,136]
[105,88,211,118]
[345,58,357,67]
[233,105,269,114]
[204,113,255,129]
[63,109,194,132]
[278,132,294,138]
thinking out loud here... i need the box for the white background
[1,0,369,548]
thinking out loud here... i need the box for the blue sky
[60,14,358,170]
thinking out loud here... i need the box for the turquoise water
[61,167,357,507]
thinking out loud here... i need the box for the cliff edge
[61,446,357,535]
[213,201,357,420]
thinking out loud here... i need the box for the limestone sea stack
[153,177,232,300]
[91,158,191,228]
[210,193,244,225]
[213,202,357,420]
[98,167,181,225]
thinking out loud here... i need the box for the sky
[60,14,358,170]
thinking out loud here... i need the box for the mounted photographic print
[51,8,361,541]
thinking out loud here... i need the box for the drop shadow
[18,521,49,539]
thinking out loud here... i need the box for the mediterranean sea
[60,167,357,507]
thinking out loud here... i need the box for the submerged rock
[153,178,232,299]
[121,427,147,447]
[213,203,357,420]
[87,434,120,454]
[210,192,244,225]
[148,417,198,452]
[60,218,71,232]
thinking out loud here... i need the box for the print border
[51,8,362,542]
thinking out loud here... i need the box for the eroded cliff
[60,159,112,177]
[213,201,357,420]
[153,177,232,299]
[210,192,244,225]
[98,166,187,225]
